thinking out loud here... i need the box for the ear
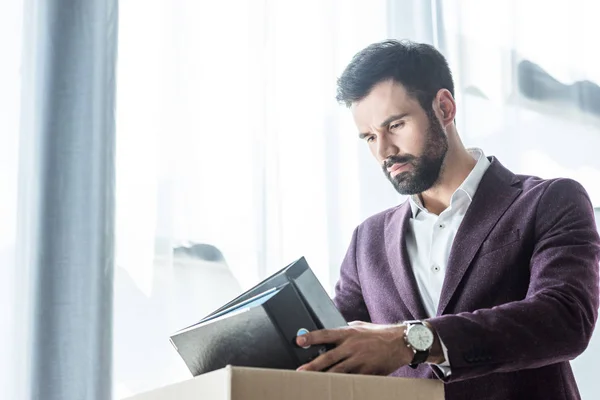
[432,89,456,127]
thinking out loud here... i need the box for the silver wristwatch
[403,320,435,368]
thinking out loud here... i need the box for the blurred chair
[113,243,242,398]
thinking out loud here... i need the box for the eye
[389,121,404,130]
[366,136,375,143]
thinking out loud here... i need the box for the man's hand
[295,321,413,375]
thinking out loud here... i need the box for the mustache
[383,155,416,170]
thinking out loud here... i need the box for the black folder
[170,257,347,376]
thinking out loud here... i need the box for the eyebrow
[358,113,409,139]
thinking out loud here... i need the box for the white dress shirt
[405,148,491,374]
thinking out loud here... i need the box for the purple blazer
[333,157,600,400]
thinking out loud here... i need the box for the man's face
[351,80,448,195]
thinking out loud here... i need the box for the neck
[419,134,476,215]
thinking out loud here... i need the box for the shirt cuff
[428,337,452,377]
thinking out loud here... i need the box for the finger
[296,328,347,348]
[326,358,360,374]
[297,346,351,372]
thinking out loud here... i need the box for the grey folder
[170,257,347,376]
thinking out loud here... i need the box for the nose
[376,133,399,162]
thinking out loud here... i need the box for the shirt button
[432,264,441,273]
[438,223,445,229]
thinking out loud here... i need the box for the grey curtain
[17,0,118,399]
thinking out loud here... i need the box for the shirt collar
[409,148,491,217]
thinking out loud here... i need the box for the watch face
[407,324,434,351]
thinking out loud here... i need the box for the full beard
[383,114,448,195]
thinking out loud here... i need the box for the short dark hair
[336,40,454,112]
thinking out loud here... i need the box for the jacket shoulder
[356,202,406,233]
[518,174,588,198]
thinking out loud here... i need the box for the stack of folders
[170,257,348,376]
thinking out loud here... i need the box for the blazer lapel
[437,158,522,316]
[385,201,429,320]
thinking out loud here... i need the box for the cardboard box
[124,366,444,400]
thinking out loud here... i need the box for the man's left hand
[295,321,413,375]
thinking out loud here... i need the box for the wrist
[392,324,415,365]
[423,320,445,364]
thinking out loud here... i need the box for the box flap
[122,367,231,400]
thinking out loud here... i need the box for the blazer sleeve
[333,226,372,323]
[427,178,600,382]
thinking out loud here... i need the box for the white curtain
[0,1,23,399]
[2,0,118,399]
[438,1,600,397]
[113,0,415,396]
[115,0,402,292]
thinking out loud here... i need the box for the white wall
[462,94,600,206]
